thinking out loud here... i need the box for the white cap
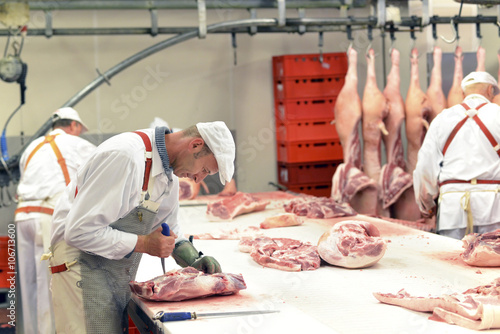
[196,121,235,185]
[461,71,500,95]
[53,107,89,133]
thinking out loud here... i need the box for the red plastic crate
[285,183,332,197]
[0,266,11,289]
[276,119,338,142]
[273,53,348,79]
[275,97,336,122]
[278,160,342,185]
[277,139,343,163]
[0,236,11,267]
[275,75,344,99]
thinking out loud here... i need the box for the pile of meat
[129,267,246,301]
[259,213,304,229]
[317,221,387,268]
[206,192,270,220]
[179,178,208,200]
[283,196,356,219]
[373,278,500,330]
[189,226,263,240]
[461,229,500,267]
[239,237,320,272]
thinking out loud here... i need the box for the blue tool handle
[161,223,170,236]
[1,130,9,161]
[161,312,192,322]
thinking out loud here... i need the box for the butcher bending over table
[413,71,500,239]
[43,121,235,333]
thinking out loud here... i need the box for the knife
[161,223,170,274]
[153,310,279,322]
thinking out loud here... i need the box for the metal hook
[388,24,396,56]
[365,42,373,58]
[347,41,353,55]
[476,19,482,48]
[318,31,324,63]
[440,18,459,44]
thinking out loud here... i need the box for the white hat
[461,71,500,95]
[196,121,235,185]
[53,107,89,133]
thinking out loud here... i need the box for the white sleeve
[63,149,142,260]
[413,120,443,214]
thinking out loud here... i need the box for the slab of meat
[179,178,209,200]
[331,47,378,215]
[405,47,432,175]
[129,267,246,301]
[380,48,412,210]
[447,46,465,107]
[426,46,447,121]
[284,195,356,219]
[206,192,270,221]
[189,226,263,240]
[461,229,500,267]
[317,221,387,268]
[362,48,389,217]
[476,45,486,72]
[373,278,500,330]
[239,236,320,271]
[259,213,303,229]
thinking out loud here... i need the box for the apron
[438,102,500,234]
[49,131,162,333]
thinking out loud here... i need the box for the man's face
[172,140,218,183]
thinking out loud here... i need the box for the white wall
[0,3,498,193]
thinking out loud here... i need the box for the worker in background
[413,71,500,240]
[14,107,96,334]
[46,121,235,333]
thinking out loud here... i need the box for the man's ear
[189,138,205,153]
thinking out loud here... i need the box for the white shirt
[51,129,184,260]
[16,129,96,219]
[413,94,500,230]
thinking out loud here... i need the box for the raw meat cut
[179,178,209,200]
[373,278,500,330]
[206,192,270,221]
[331,47,377,215]
[362,48,389,217]
[129,267,246,301]
[239,237,320,271]
[259,213,303,229]
[218,179,237,197]
[189,226,263,240]
[476,45,486,72]
[426,46,447,121]
[447,46,465,107]
[317,221,387,268]
[380,48,412,210]
[284,196,356,219]
[461,229,500,267]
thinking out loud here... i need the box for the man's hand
[421,206,437,219]
[191,256,221,274]
[135,227,177,257]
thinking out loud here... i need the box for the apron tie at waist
[50,260,77,274]
[15,206,54,215]
[439,179,500,187]
[460,191,474,235]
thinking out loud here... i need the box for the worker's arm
[172,240,221,274]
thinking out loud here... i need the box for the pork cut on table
[426,46,447,120]
[317,221,387,268]
[284,195,356,219]
[362,48,389,217]
[331,47,377,215]
[373,278,500,330]
[239,236,320,271]
[259,213,304,229]
[380,48,412,211]
[461,229,500,267]
[129,267,246,301]
[447,46,465,107]
[206,192,270,221]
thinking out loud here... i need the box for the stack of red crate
[272,52,348,197]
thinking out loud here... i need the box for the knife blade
[153,310,279,322]
[160,223,170,274]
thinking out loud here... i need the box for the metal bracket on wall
[277,0,286,26]
[150,9,158,37]
[44,10,53,38]
[298,8,306,35]
[197,0,207,38]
